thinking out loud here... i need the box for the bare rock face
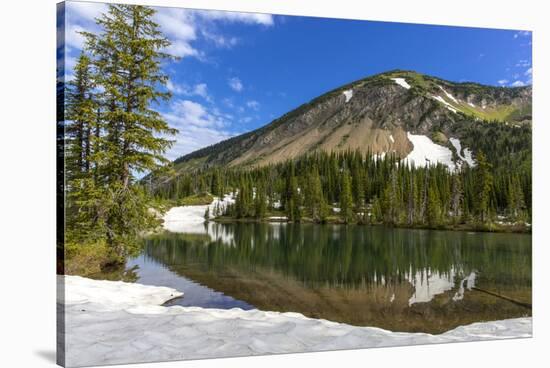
[173,70,532,171]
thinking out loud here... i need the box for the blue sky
[61,1,532,161]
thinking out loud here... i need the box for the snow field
[60,275,532,367]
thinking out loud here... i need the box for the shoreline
[161,196,531,235]
[59,275,533,367]
[212,216,532,234]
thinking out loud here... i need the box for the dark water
[109,222,532,333]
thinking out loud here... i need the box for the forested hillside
[152,71,531,231]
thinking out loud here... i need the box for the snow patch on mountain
[403,133,456,171]
[449,138,476,167]
[343,89,353,103]
[439,86,459,104]
[431,95,458,113]
[463,148,475,167]
[391,77,411,89]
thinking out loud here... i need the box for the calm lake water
[102,222,532,334]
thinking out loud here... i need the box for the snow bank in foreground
[391,77,411,89]
[403,132,456,171]
[343,89,353,102]
[163,193,235,233]
[59,276,532,367]
[61,275,183,309]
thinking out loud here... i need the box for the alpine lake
[94,222,531,334]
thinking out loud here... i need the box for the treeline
[154,148,531,229]
[63,4,176,268]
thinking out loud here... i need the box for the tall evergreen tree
[254,183,268,219]
[83,4,177,187]
[450,173,463,222]
[66,4,178,260]
[340,170,354,223]
[474,152,493,223]
[305,168,327,222]
[66,53,96,179]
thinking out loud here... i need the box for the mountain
[171,70,531,173]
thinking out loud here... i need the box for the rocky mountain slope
[172,70,531,172]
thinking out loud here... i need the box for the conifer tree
[426,180,442,226]
[474,152,493,223]
[305,168,327,222]
[67,4,178,260]
[340,170,354,223]
[450,173,463,222]
[254,183,268,219]
[82,4,177,187]
[66,52,96,179]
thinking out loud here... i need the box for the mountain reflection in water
[116,222,531,334]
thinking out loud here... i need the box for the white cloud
[154,8,274,58]
[514,30,531,39]
[65,23,88,50]
[515,60,530,67]
[166,80,184,94]
[68,1,107,22]
[201,30,239,48]
[497,79,508,85]
[154,8,201,59]
[166,81,212,102]
[167,100,225,128]
[222,98,235,108]
[167,127,235,160]
[155,9,196,40]
[246,100,260,110]
[195,10,274,26]
[511,80,526,87]
[162,99,236,159]
[65,4,275,62]
[228,77,243,92]
[211,107,234,121]
[166,40,202,59]
[193,83,210,101]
